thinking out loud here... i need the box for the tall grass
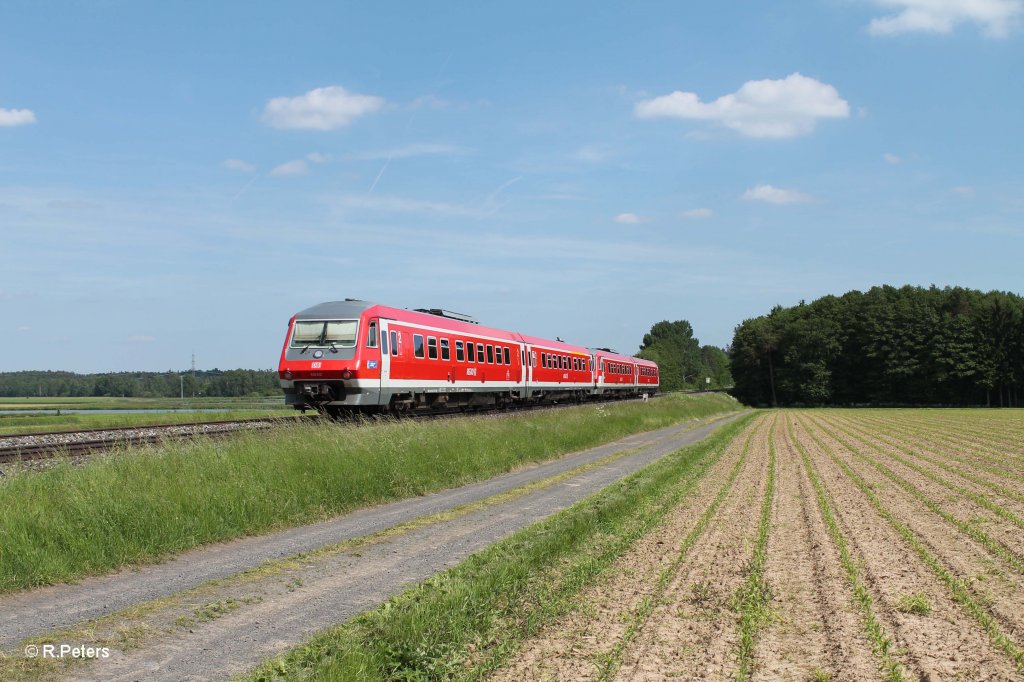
[0,393,738,593]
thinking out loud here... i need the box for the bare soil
[489,410,1024,681]
[490,416,763,682]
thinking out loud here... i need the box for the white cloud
[270,160,309,176]
[306,152,330,163]
[48,199,102,210]
[330,194,487,218]
[347,143,470,161]
[16,326,31,333]
[635,73,849,139]
[410,95,450,110]
[742,184,816,204]
[0,108,36,126]
[952,185,977,197]
[263,85,385,130]
[680,208,714,219]
[127,335,156,343]
[614,213,649,224]
[223,159,256,173]
[867,0,1022,37]
[573,145,611,163]
[883,152,903,164]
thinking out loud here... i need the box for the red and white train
[278,299,659,416]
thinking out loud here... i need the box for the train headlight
[341,370,353,380]
[283,370,293,380]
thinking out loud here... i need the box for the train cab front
[278,316,368,415]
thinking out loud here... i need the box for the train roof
[295,299,376,319]
[293,301,654,368]
[517,333,590,354]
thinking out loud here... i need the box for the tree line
[0,370,280,399]
[637,320,733,392]
[730,285,1023,407]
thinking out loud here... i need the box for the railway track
[0,393,671,467]
[0,417,307,465]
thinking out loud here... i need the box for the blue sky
[2,1,1022,372]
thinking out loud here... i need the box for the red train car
[278,299,659,415]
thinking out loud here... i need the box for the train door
[378,317,389,382]
[365,318,384,405]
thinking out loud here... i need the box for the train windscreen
[290,320,358,348]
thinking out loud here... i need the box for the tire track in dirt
[611,415,774,680]
[488,418,760,682]
[795,415,1023,680]
[751,415,879,682]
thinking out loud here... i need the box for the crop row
[795,416,1024,672]
[595,419,762,680]
[786,418,909,681]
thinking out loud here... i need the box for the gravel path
[3,413,740,681]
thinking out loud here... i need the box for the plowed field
[491,409,1024,681]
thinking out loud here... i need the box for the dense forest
[0,370,280,398]
[730,285,1023,407]
[636,320,732,392]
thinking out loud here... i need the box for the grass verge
[0,393,738,593]
[242,412,757,681]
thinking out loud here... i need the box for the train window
[414,334,425,359]
[290,319,358,348]
[456,340,465,362]
[441,338,450,361]
[367,321,377,347]
[477,343,486,363]
[466,342,475,362]
[427,337,438,360]
[504,347,510,365]
[562,356,567,370]
[495,346,503,365]
[324,321,357,346]
[486,345,494,364]
[542,353,548,368]
[391,331,398,356]
[521,349,526,366]
[381,329,388,355]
